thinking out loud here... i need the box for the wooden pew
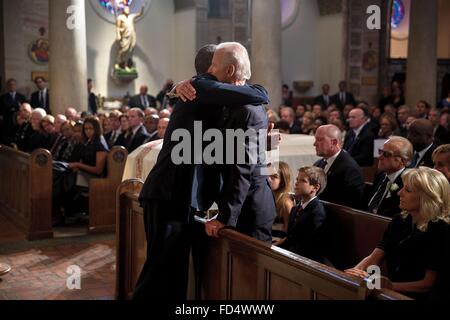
[0,145,53,240]
[323,201,391,270]
[115,179,146,300]
[88,146,128,233]
[115,180,409,300]
[361,159,379,183]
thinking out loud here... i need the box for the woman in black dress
[68,117,108,176]
[346,167,450,299]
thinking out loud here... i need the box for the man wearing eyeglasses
[366,136,413,217]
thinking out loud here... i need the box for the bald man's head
[314,125,342,158]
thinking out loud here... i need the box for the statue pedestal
[111,65,138,83]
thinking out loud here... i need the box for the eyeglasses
[378,149,400,158]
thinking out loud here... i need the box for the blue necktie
[410,152,420,168]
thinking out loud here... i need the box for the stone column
[49,0,88,115]
[251,0,282,110]
[405,0,438,107]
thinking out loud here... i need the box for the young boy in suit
[277,166,328,263]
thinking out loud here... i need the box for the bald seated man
[407,119,437,168]
[313,124,365,209]
[129,85,156,110]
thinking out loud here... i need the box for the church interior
[0,0,450,303]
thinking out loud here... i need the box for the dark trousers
[133,199,192,301]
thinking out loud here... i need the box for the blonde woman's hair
[270,161,291,195]
[269,162,293,221]
[401,167,450,231]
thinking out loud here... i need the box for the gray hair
[216,42,251,81]
[32,108,47,118]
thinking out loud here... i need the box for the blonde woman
[346,167,450,299]
[268,162,295,232]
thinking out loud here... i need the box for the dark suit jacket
[343,124,375,167]
[280,198,327,262]
[129,94,157,110]
[366,171,404,218]
[127,125,150,153]
[290,121,302,134]
[434,125,449,145]
[414,143,438,168]
[30,90,50,114]
[216,103,277,243]
[313,95,332,109]
[0,92,27,144]
[139,74,269,222]
[314,150,365,209]
[331,91,356,109]
[88,92,97,115]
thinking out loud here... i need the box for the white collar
[352,123,366,137]
[131,124,142,136]
[387,168,405,183]
[324,150,341,173]
[301,196,317,210]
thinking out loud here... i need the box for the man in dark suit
[429,108,449,145]
[313,84,332,109]
[280,106,301,134]
[87,79,97,115]
[124,108,150,153]
[343,106,375,166]
[201,43,276,244]
[0,78,27,144]
[134,44,269,300]
[366,137,412,217]
[332,80,356,110]
[407,119,437,168]
[129,85,157,110]
[30,76,50,114]
[313,124,365,209]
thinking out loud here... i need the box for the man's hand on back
[175,79,197,102]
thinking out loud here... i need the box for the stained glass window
[98,0,134,15]
[391,0,405,29]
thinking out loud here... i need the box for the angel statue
[114,1,144,71]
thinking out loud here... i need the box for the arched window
[208,0,231,19]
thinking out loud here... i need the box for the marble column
[251,0,282,110]
[405,0,438,107]
[49,0,88,115]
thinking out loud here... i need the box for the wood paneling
[116,181,410,300]
[0,146,53,240]
[89,146,128,233]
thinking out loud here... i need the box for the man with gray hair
[366,136,413,217]
[202,42,276,243]
[313,124,365,209]
[135,44,269,300]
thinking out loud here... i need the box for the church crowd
[1,49,450,300]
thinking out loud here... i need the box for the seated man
[343,106,375,167]
[366,136,412,217]
[432,144,450,182]
[407,119,437,168]
[313,124,365,209]
[146,117,169,142]
[277,166,327,263]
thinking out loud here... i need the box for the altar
[122,134,320,190]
